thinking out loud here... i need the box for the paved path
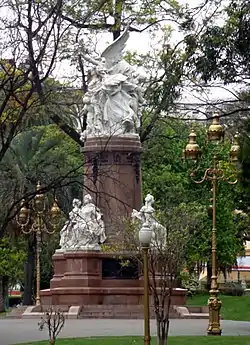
[1,319,250,345]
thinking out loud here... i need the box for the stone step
[5,306,28,319]
[82,305,145,310]
[79,305,179,319]
[186,313,209,319]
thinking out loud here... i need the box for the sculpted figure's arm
[132,209,144,222]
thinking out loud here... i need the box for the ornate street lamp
[139,222,153,345]
[16,182,60,307]
[183,114,240,336]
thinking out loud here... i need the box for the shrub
[38,307,65,345]
[221,282,245,296]
[180,271,199,297]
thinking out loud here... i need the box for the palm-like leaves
[0,125,83,235]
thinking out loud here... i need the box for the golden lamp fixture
[206,113,225,143]
[183,129,201,162]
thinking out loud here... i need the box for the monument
[81,27,144,241]
[39,28,186,318]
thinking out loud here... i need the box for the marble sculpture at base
[58,194,106,252]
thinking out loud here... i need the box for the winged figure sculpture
[80,26,145,139]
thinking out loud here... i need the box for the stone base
[40,251,186,316]
[83,135,143,242]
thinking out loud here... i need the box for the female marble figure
[59,198,82,249]
[101,73,139,134]
[132,193,155,225]
[132,194,166,248]
[59,196,106,250]
[81,27,145,137]
[76,194,106,248]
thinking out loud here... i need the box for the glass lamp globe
[139,222,152,247]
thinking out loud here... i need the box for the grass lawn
[15,337,250,345]
[187,294,250,321]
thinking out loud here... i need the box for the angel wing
[101,26,130,69]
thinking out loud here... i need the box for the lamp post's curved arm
[44,225,56,235]
[223,176,238,185]
[21,226,33,235]
[190,168,211,184]
[190,167,227,184]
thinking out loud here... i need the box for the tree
[0,125,83,236]
[182,0,250,122]
[147,211,188,345]
[0,125,82,306]
[53,0,198,144]
[142,117,191,208]
[114,204,204,345]
[186,0,250,85]
[0,0,91,160]
[0,236,26,312]
[141,118,244,285]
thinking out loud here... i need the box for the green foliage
[40,232,61,289]
[186,0,250,83]
[142,118,191,208]
[180,271,199,296]
[0,237,26,286]
[0,125,82,230]
[142,119,244,273]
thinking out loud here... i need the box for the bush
[221,282,245,296]
[38,307,65,345]
[180,271,199,297]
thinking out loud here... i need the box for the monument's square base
[40,251,186,318]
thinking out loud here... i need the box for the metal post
[207,157,222,335]
[143,247,151,345]
[35,215,42,307]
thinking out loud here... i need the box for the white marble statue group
[59,193,164,251]
[80,27,145,139]
[59,194,106,251]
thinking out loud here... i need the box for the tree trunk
[156,300,171,345]
[0,276,4,312]
[112,0,123,40]
[156,319,167,345]
[2,276,9,309]
[23,236,35,305]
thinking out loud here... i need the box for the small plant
[38,306,65,345]
[180,271,199,297]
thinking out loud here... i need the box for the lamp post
[139,222,153,345]
[16,182,60,306]
[183,114,240,336]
